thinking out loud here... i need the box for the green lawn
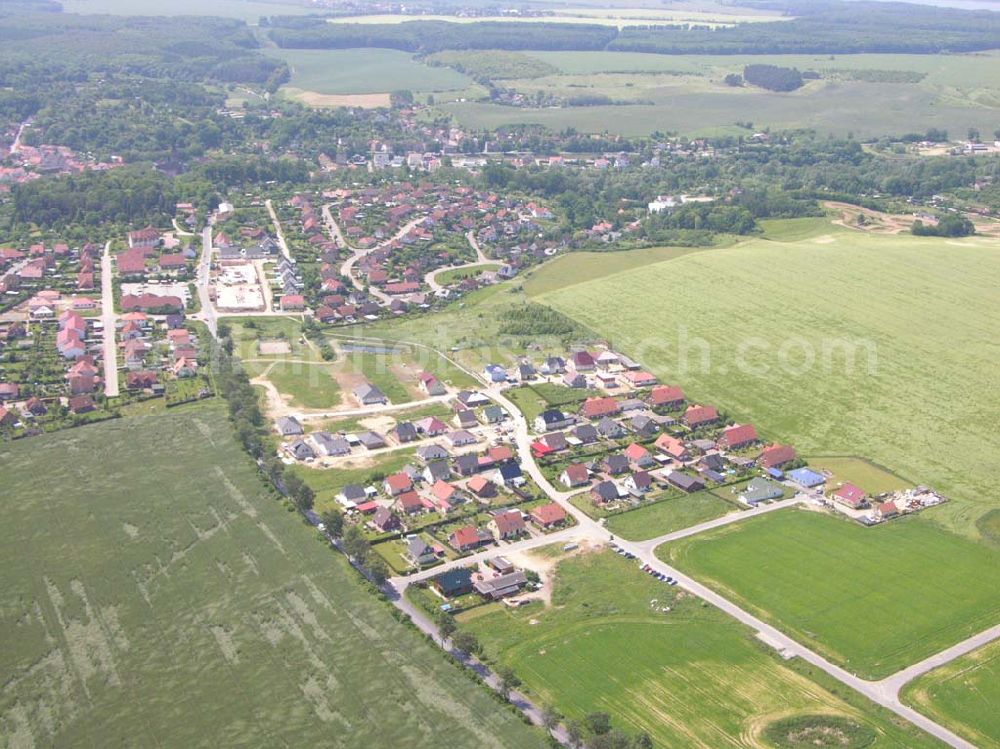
[538,229,1000,537]
[902,640,1000,749]
[461,548,940,749]
[289,449,417,513]
[523,245,711,297]
[257,360,342,409]
[606,491,736,541]
[807,456,913,496]
[663,510,1000,679]
[435,263,499,285]
[0,404,544,749]
[264,48,473,94]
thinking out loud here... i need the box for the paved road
[100,241,119,397]
[194,226,218,338]
[265,199,292,261]
[330,331,988,749]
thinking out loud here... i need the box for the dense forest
[268,1,1000,55]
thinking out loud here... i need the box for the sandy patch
[291,89,391,109]
[503,538,601,607]
[259,340,292,355]
[813,235,836,244]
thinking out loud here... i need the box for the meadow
[440,49,1000,137]
[606,490,737,540]
[663,510,1000,679]
[0,404,545,748]
[460,548,941,748]
[537,228,1000,537]
[264,48,473,95]
[902,640,1000,749]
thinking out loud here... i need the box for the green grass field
[606,491,737,540]
[807,456,913,496]
[663,510,1000,679]
[434,263,500,285]
[0,404,544,748]
[537,229,1000,537]
[438,50,1000,137]
[265,48,473,94]
[245,360,342,409]
[461,548,941,748]
[902,640,1000,749]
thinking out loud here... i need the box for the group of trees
[912,214,975,237]
[742,64,805,92]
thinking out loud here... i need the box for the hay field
[663,510,1000,679]
[0,404,546,749]
[537,229,1000,536]
[461,549,941,748]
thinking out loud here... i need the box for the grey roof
[598,417,623,436]
[417,444,450,461]
[473,571,528,597]
[667,471,705,492]
[290,439,315,460]
[313,432,350,456]
[543,432,568,451]
[454,454,481,474]
[406,536,433,559]
[358,431,386,449]
[354,382,387,403]
[604,454,630,474]
[592,481,619,502]
[424,460,451,481]
[275,416,303,435]
[740,477,784,504]
[573,424,598,443]
[341,484,366,501]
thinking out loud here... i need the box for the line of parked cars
[608,543,678,586]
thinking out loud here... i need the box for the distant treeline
[268,1,1000,55]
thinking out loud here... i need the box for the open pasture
[265,48,473,95]
[538,229,1000,536]
[663,510,1000,679]
[442,50,1000,137]
[461,548,940,748]
[902,639,1000,749]
[0,404,544,749]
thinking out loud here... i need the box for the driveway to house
[100,241,119,397]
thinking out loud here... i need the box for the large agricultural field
[537,226,1000,537]
[0,404,546,749]
[60,0,315,20]
[662,510,1000,679]
[902,640,1000,749]
[460,547,942,749]
[438,49,1000,137]
[265,48,475,96]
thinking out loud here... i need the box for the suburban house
[591,480,620,505]
[454,453,481,477]
[454,409,479,429]
[603,454,630,476]
[488,510,526,540]
[496,463,524,487]
[621,370,657,388]
[448,525,492,552]
[666,471,705,493]
[275,416,303,436]
[287,440,315,461]
[353,382,388,406]
[419,372,446,396]
[394,491,424,516]
[877,501,899,519]
[624,471,652,496]
[560,463,590,488]
[653,434,687,460]
[530,502,567,528]
[423,460,452,484]
[572,424,599,444]
[832,483,869,509]
[417,444,450,462]
[467,475,497,498]
[337,484,367,508]
[684,405,720,428]
[719,423,759,450]
[649,384,685,410]
[581,397,620,420]
[405,537,437,566]
[740,477,785,505]
[541,432,568,452]
[432,568,474,597]
[534,409,573,433]
[313,432,351,457]
[358,431,387,450]
[597,417,624,439]
[371,508,402,533]
[569,351,595,372]
[393,422,419,444]
[788,467,826,488]
[473,571,528,600]
[446,430,477,447]
[383,472,413,496]
[759,443,797,471]
[415,416,449,436]
[430,480,458,510]
[623,443,654,468]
